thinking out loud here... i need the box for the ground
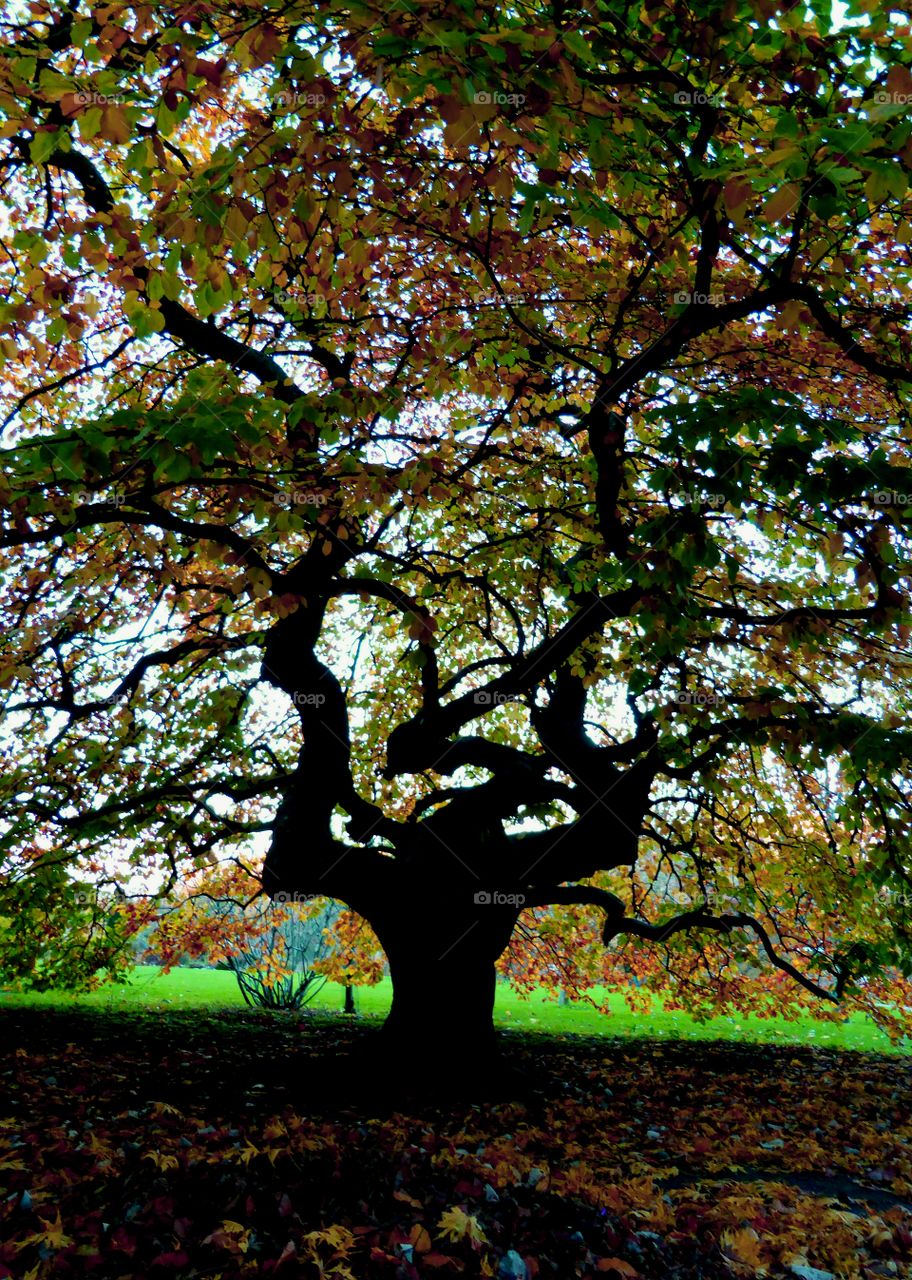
[2,988,911,1278]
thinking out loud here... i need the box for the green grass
[1,966,906,1053]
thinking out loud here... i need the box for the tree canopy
[2,0,912,1051]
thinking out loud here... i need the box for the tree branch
[525,886,841,1003]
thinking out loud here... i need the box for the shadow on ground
[1,1007,910,1278]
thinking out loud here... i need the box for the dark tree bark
[365,893,520,1083]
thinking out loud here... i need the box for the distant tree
[148,863,385,1010]
[219,896,339,1011]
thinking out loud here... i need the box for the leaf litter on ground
[1,1008,911,1278]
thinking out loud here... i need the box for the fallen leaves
[0,1008,911,1278]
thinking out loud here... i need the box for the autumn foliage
[148,862,385,997]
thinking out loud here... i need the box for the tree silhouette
[1,0,912,1072]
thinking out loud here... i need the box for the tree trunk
[343,983,356,1015]
[367,898,518,1090]
[383,943,498,1053]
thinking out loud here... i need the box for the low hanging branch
[529,886,842,1004]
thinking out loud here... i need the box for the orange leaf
[98,104,130,145]
[393,1189,423,1209]
[597,1261,639,1276]
[58,92,85,119]
[409,1223,432,1253]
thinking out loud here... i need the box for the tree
[145,864,385,1009]
[1,0,912,1077]
[204,899,342,1012]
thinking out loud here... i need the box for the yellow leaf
[778,299,807,329]
[151,1100,183,1117]
[721,1226,767,1271]
[144,1151,179,1171]
[14,1210,72,1252]
[443,110,481,150]
[437,1206,487,1245]
[247,569,271,599]
[224,205,248,243]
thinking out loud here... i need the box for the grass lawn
[2,965,906,1053]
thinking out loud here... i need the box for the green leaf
[30,130,62,164]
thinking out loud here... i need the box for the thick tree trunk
[366,898,518,1089]
[382,943,498,1053]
